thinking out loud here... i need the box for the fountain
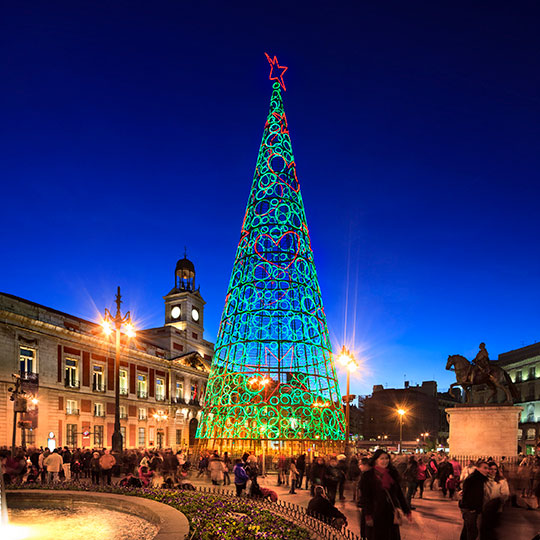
[0,457,30,540]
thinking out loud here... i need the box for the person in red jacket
[445,474,458,498]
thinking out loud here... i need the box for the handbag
[384,489,403,526]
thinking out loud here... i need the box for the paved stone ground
[188,473,540,540]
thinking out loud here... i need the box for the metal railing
[137,390,148,399]
[195,485,360,540]
[66,408,80,416]
[64,377,80,388]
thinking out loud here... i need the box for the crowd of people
[2,444,539,539]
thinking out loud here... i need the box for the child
[446,474,458,499]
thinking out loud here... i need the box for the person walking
[289,457,299,494]
[481,461,510,540]
[99,448,116,486]
[359,449,412,540]
[403,456,419,509]
[43,448,63,483]
[310,456,327,496]
[445,474,458,499]
[324,457,344,505]
[90,451,101,484]
[438,456,453,497]
[223,451,231,485]
[233,459,249,496]
[427,454,438,490]
[459,460,490,540]
[416,457,427,499]
[296,453,306,489]
[208,452,225,486]
[62,446,72,481]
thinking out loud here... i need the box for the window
[137,374,148,398]
[65,357,79,388]
[527,428,536,440]
[526,403,535,422]
[176,429,182,445]
[66,424,77,447]
[192,332,198,340]
[120,426,126,442]
[516,370,523,383]
[92,365,105,392]
[529,366,536,380]
[26,428,36,445]
[94,403,105,417]
[119,405,127,419]
[156,378,165,401]
[138,407,147,420]
[94,425,104,446]
[119,369,128,395]
[19,347,37,375]
[518,428,523,439]
[175,381,184,401]
[66,399,78,415]
[190,383,198,402]
[138,427,145,447]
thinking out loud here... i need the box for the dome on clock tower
[175,253,196,291]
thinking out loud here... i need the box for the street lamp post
[337,346,358,454]
[152,410,168,449]
[102,286,136,454]
[397,408,406,454]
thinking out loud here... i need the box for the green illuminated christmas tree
[197,55,345,443]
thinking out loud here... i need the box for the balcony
[155,394,166,402]
[20,371,39,385]
[120,412,128,420]
[65,377,80,389]
[188,398,200,407]
[66,408,80,416]
[120,387,129,396]
[138,415,148,421]
[92,382,106,393]
[94,410,105,417]
[137,390,148,399]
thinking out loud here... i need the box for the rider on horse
[469,342,491,383]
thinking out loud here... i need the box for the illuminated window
[137,374,147,398]
[65,358,79,388]
[138,407,147,420]
[120,405,127,419]
[529,366,536,380]
[94,403,104,417]
[66,424,77,447]
[138,427,145,446]
[66,399,78,415]
[516,370,523,383]
[19,347,37,374]
[94,425,103,446]
[175,381,184,401]
[176,429,182,445]
[527,428,536,440]
[92,365,105,392]
[119,369,128,395]
[156,378,165,401]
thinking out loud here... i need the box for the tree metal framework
[197,57,345,449]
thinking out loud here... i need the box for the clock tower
[164,254,205,333]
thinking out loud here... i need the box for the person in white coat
[43,449,63,483]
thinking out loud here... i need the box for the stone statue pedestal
[446,405,522,458]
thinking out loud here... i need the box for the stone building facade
[0,256,213,450]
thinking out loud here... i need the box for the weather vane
[265,52,288,91]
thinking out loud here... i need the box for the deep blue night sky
[2,1,540,396]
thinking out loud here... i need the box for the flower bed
[7,483,312,540]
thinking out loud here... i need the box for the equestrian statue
[446,342,519,404]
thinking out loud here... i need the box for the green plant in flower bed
[7,482,312,540]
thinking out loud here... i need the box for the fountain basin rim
[7,490,189,540]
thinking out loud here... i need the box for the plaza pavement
[188,474,540,540]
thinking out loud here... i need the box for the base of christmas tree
[195,437,345,457]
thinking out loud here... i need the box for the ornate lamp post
[397,408,406,454]
[152,410,168,449]
[102,286,136,454]
[337,346,358,453]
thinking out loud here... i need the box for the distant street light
[397,408,407,454]
[101,286,136,454]
[337,346,358,453]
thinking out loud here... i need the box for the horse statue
[446,354,519,404]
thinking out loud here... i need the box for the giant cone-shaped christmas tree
[197,56,345,444]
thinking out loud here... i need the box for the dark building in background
[362,380,460,448]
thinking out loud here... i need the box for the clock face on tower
[171,306,181,320]
[191,307,200,322]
